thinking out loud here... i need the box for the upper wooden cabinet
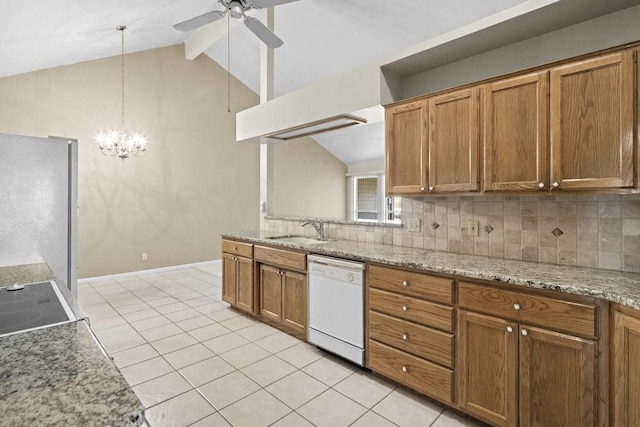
[428,87,480,193]
[385,88,480,195]
[550,51,634,190]
[386,46,639,196]
[483,72,549,192]
[385,100,428,194]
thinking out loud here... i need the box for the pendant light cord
[119,26,126,132]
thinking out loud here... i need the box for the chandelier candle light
[96,25,147,161]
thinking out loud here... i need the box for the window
[348,173,401,224]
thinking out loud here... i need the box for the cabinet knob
[521,329,528,336]
[552,181,559,188]
[538,182,544,189]
[233,246,237,250]
[402,366,408,373]
[506,326,513,333]
[420,187,425,191]
[513,303,520,311]
[402,333,408,341]
[402,280,408,287]
[428,186,434,191]
[402,305,408,312]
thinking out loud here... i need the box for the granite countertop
[222,231,640,310]
[0,320,144,426]
[0,262,56,287]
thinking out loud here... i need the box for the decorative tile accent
[431,221,440,230]
[484,224,494,234]
[552,228,564,238]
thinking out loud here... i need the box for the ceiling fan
[173,0,299,48]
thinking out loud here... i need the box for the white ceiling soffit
[381,0,640,76]
[235,0,553,143]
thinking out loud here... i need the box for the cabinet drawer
[369,311,454,368]
[368,340,454,405]
[369,264,454,304]
[254,245,307,272]
[369,288,454,332]
[222,239,253,258]
[458,281,597,339]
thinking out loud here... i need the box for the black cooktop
[0,282,71,335]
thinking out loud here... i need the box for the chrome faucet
[301,218,325,240]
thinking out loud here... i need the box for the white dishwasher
[308,255,365,366]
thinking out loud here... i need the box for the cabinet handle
[233,246,237,251]
[402,280,408,287]
[402,333,408,341]
[420,187,425,191]
[538,182,544,189]
[402,305,408,311]
[506,326,513,333]
[552,181,559,188]
[402,366,408,373]
[429,186,434,191]
[521,329,528,336]
[513,303,520,311]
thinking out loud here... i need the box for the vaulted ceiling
[0,0,634,166]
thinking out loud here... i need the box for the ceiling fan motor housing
[229,1,246,19]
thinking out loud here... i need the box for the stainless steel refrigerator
[0,133,78,295]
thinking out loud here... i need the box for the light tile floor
[78,265,484,427]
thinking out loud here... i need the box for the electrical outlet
[142,253,148,261]
[408,218,421,232]
[467,221,479,236]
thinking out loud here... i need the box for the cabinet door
[484,72,549,191]
[222,253,237,306]
[428,88,480,193]
[458,311,517,427]
[259,264,282,323]
[385,100,428,195]
[550,51,633,190]
[519,325,596,427]
[236,256,254,314]
[282,270,307,336]
[612,311,640,427]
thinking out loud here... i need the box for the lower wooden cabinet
[457,281,601,427]
[612,309,640,426]
[255,246,308,339]
[221,240,254,314]
[258,264,307,336]
[457,311,517,427]
[367,264,456,406]
[519,325,596,427]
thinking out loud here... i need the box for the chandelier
[96,25,147,161]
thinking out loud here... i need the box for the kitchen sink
[266,235,330,245]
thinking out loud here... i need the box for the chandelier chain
[121,27,125,132]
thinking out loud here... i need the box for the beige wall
[272,137,347,219]
[0,45,260,278]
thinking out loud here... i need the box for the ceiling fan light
[230,2,244,19]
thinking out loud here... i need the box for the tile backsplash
[263,194,640,273]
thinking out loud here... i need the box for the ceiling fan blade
[173,10,226,32]
[249,0,300,9]
[244,16,284,48]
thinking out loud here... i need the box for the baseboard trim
[78,259,222,284]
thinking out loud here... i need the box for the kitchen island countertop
[0,320,144,426]
[222,231,640,310]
